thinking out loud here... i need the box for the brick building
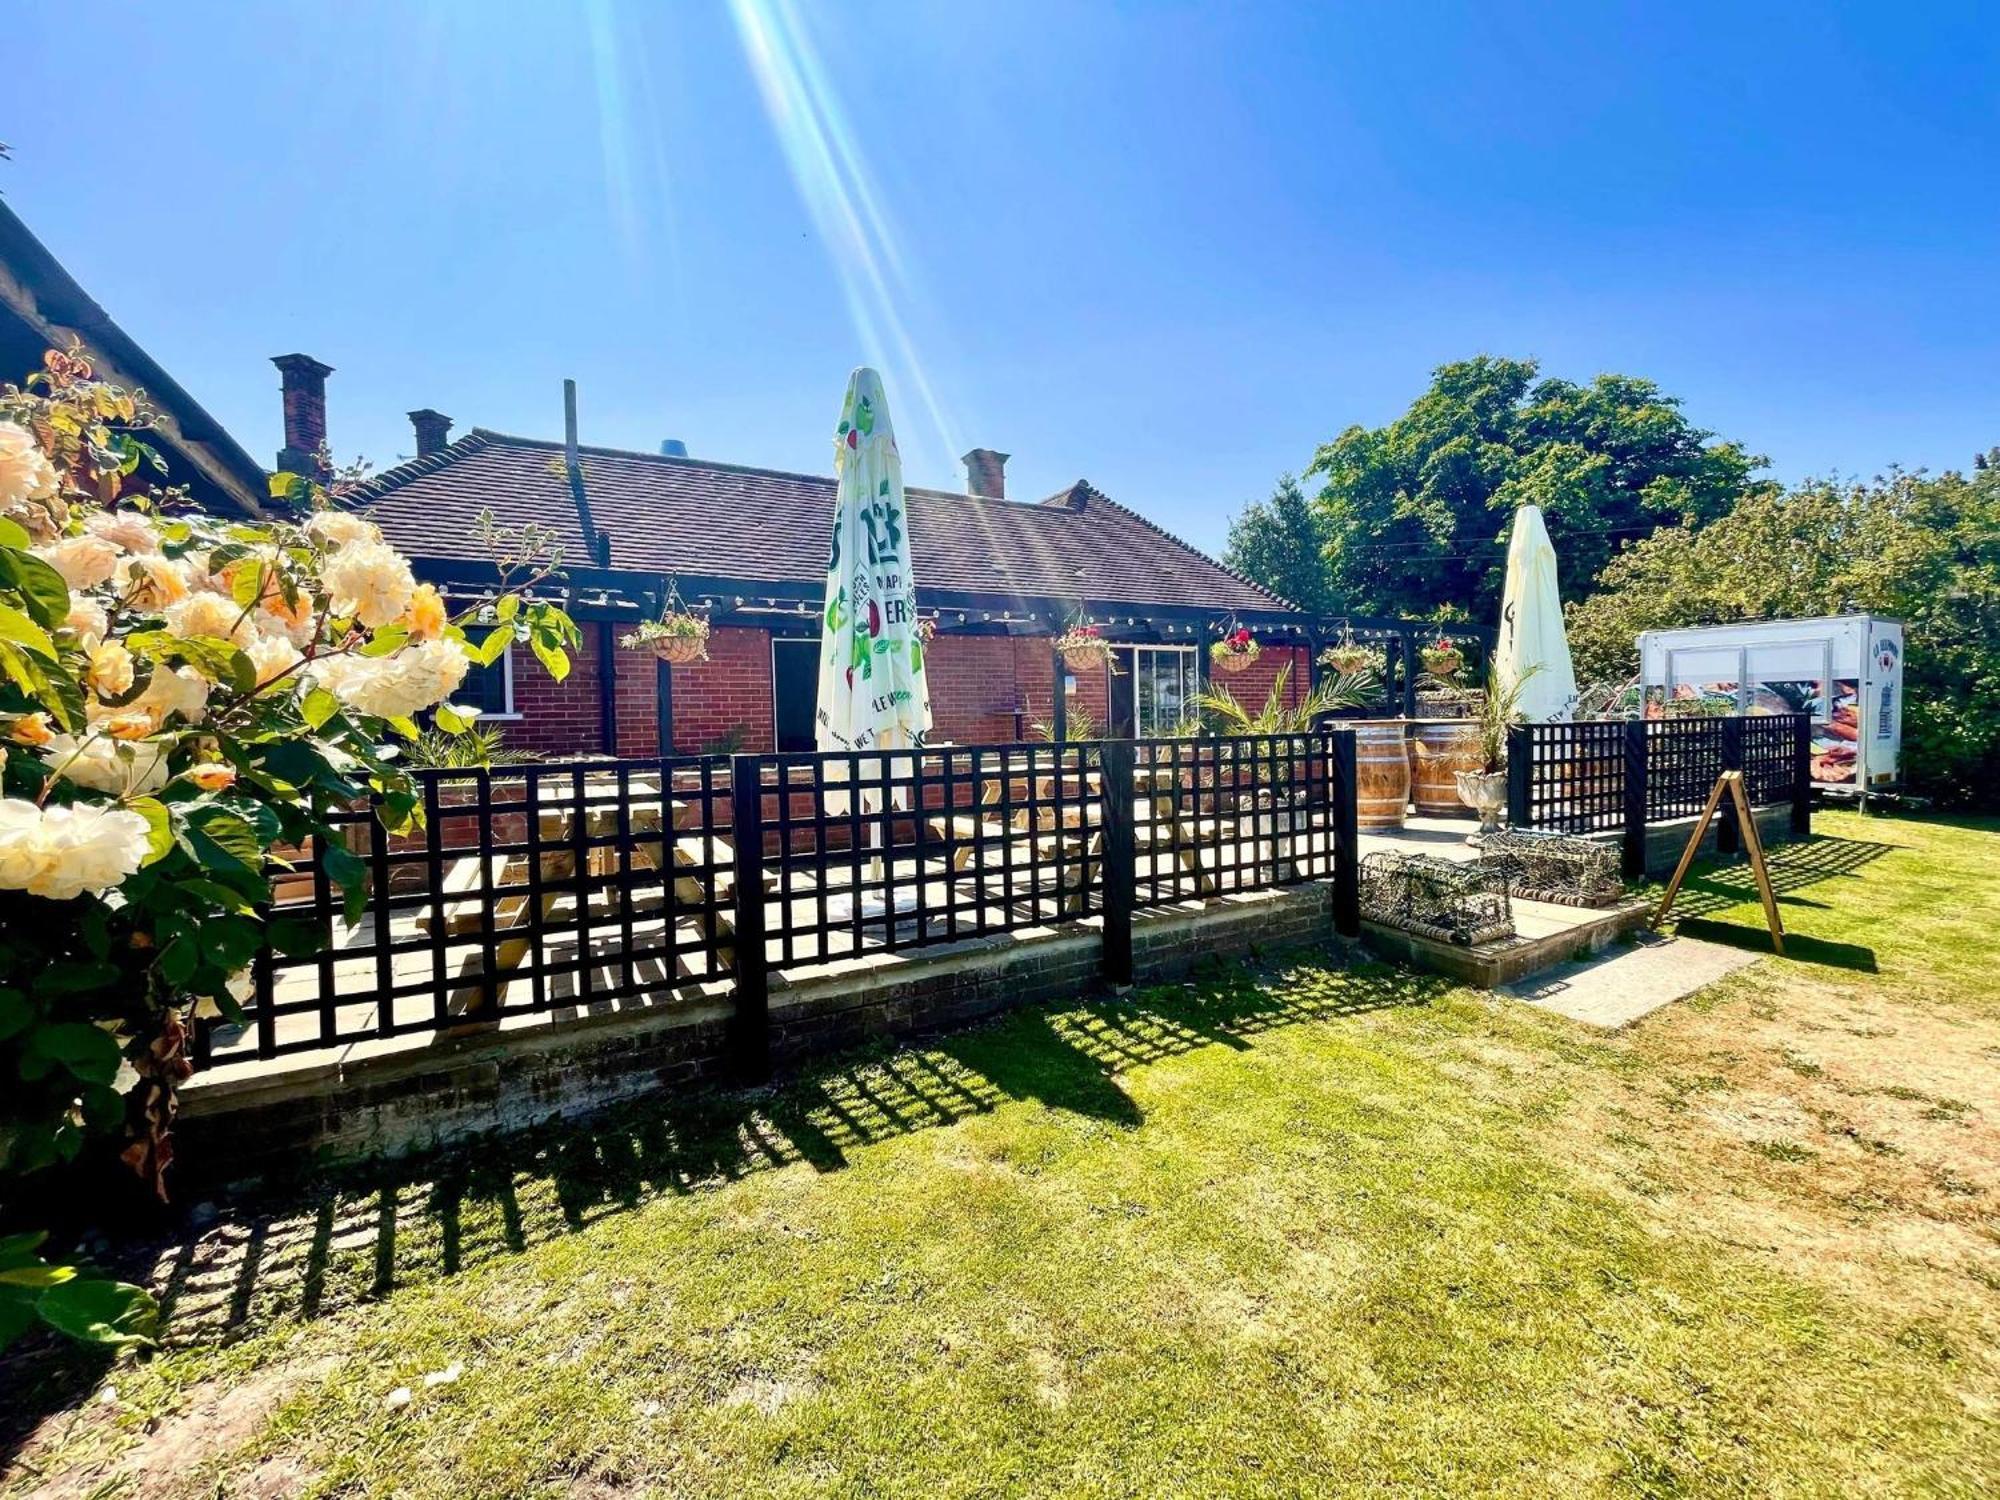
[275,372,1435,756]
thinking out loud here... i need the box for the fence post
[728,755,770,1081]
[1718,716,1744,854]
[1790,711,1813,839]
[1506,724,1531,829]
[1100,738,1136,986]
[1328,728,1360,938]
[1622,718,1648,881]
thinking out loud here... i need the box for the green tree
[1566,465,2000,806]
[1222,473,1333,612]
[1303,356,1768,621]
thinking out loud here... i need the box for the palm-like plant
[1470,664,1541,772]
[1193,661,1378,736]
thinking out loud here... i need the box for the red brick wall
[499,625,776,759]
[497,628,1311,761]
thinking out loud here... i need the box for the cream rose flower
[0,421,59,509]
[7,712,54,747]
[321,540,416,629]
[129,665,211,728]
[243,632,303,692]
[315,638,468,720]
[0,797,152,900]
[164,589,256,646]
[66,594,110,646]
[305,509,383,551]
[84,509,162,556]
[43,732,170,797]
[125,553,194,608]
[403,583,447,642]
[35,534,120,591]
[86,639,135,699]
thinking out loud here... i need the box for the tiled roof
[353,430,1288,613]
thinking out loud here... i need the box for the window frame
[463,645,520,721]
[1127,644,1198,738]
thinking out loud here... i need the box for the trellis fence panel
[210,731,1363,1077]
[1506,714,1811,879]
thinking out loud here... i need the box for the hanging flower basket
[1317,643,1384,677]
[1210,628,1261,675]
[1419,638,1465,681]
[621,612,709,664]
[1054,624,1116,673]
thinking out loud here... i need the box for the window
[1130,646,1197,737]
[1665,646,1741,713]
[462,647,517,719]
[1745,639,1832,724]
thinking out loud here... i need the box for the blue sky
[8,1,1997,552]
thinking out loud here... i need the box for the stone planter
[1454,768,1508,838]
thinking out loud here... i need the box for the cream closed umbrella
[1495,504,1579,721]
[816,370,931,920]
[816,366,932,761]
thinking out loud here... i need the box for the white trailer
[1637,614,1904,793]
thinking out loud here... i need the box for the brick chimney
[272,353,333,479]
[962,447,1009,499]
[408,408,452,458]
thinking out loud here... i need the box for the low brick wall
[176,884,1339,1190]
[1582,801,1796,879]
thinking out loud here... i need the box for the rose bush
[0,348,579,1350]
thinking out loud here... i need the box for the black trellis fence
[1506,713,1812,879]
[209,731,1363,1075]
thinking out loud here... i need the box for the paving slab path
[1496,929,1762,1029]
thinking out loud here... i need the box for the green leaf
[476,626,512,666]
[0,1263,76,1289]
[384,715,420,741]
[301,687,340,730]
[0,549,69,629]
[269,471,303,501]
[185,810,263,877]
[24,1022,122,1086]
[433,704,469,734]
[126,797,176,867]
[0,603,57,660]
[493,594,520,623]
[159,938,199,987]
[0,517,30,549]
[321,841,370,926]
[34,1276,158,1351]
[530,637,571,683]
[0,990,31,1043]
[34,963,122,997]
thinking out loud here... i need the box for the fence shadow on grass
[120,950,1437,1355]
[1663,834,1895,922]
[1659,834,1894,972]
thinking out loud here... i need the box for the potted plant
[1209,626,1260,675]
[1053,623,1117,673]
[1317,628,1384,678]
[1454,665,1539,838]
[1419,636,1465,682]
[622,611,709,664]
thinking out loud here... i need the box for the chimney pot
[408,408,452,458]
[962,447,1009,499]
[272,353,333,481]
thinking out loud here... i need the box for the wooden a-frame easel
[1653,770,1786,955]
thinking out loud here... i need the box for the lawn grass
[3,809,1996,1498]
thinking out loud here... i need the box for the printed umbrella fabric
[815,367,932,786]
[1496,504,1580,722]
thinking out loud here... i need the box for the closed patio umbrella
[816,366,932,764]
[1496,504,1579,721]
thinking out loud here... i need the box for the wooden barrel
[1353,721,1411,829]
[1408,721,1482,816]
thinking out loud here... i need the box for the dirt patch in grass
[11,1354,334,1500]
